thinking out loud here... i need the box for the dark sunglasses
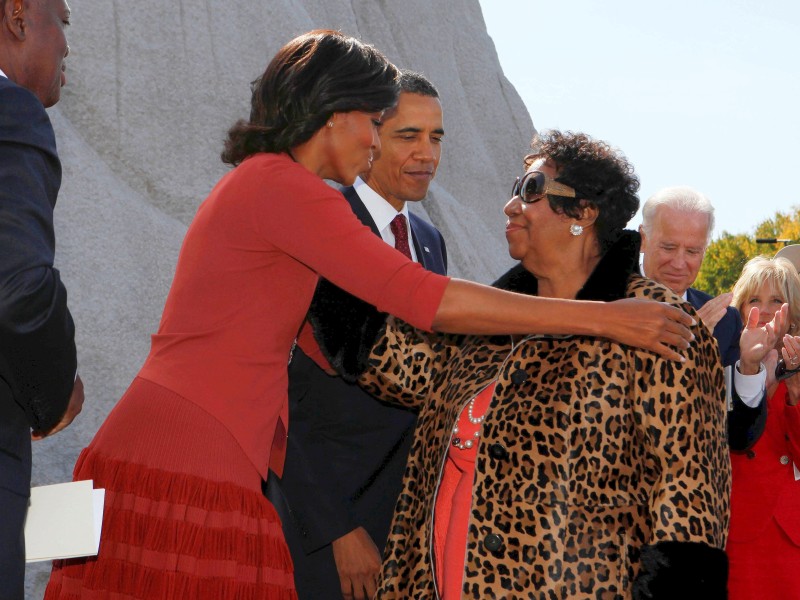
[775,358,800,382]
[511,171,577,204]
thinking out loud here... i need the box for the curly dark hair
[524,130,640,252]
[221,30,399,166]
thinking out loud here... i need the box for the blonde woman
[727,255,800,600]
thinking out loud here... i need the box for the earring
[326,121,334,128]
[569,223,583,236]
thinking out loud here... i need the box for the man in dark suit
[1,0,84,596]
[640,186,772,450]
[267,71,447,600]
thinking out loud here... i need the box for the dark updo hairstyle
[525,130,640,252]
[222,29,400,166]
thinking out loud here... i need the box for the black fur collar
[492,230,642,302]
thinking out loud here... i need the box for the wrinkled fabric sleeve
[0,84,76,432]
[355,317,455,412]
[308,281,450,411]
[631,298,729,599]
[728,386,768,451]
[264,348,359,554]
[245,159,450,333]
[718,307,743,367]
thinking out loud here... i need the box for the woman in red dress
[727,255,800,600]
[45,31,694,599]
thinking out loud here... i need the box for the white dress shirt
[352,177,418,262]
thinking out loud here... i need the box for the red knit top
[434,382,496,598]
[138,153,449,478]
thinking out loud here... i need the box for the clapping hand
[696,292,734,334]
[738,304,788,383]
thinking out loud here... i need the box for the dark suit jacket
[686,287,766,451]
[266,185,446,599]
[0,76,77,591]
[687,287,741,368]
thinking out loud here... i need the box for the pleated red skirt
[45,377,297,600]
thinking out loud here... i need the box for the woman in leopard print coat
[311,131,730,599]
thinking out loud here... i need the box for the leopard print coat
[312,231,730,599]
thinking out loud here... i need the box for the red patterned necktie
[390,214,413,260]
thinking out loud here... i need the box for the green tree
[695,233,756,295]
[754,207,800,243]
[695,206,800,296]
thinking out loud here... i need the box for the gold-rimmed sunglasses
[511,171,576,204]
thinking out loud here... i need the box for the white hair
[641,186,715,245]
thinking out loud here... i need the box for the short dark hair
[397,69,438,98]
[525,130,640,252]
[222,29,399,166]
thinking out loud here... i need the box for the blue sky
[479,0,799,241]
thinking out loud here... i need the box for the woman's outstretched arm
[433,279,694,362]
[256,175,693,361]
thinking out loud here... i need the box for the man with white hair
[640,186,777,448]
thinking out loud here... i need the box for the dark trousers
[0,485,27,600]
[0,400,32,600]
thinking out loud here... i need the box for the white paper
[24,480,105,563]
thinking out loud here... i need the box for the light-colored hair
[641,186,715,245]
[731,256,800,332]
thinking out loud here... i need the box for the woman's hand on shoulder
[603,298,694,361]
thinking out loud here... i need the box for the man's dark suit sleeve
[0,83,77,434]
[271,349,365,553]
[722,306,767,450]
[728,388,767,451]
[718,305,742,368]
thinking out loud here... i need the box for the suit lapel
[344,186,445,274]
[341,186,381,236]
[409,224,425,268]
[408,214,433,270]
[686,288,702,310]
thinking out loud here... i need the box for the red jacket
[729,382,800,545]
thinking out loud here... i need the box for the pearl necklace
[451,396,486,450]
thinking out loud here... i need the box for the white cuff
[733,361,767,408]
